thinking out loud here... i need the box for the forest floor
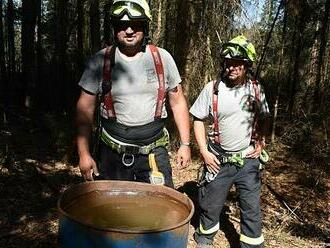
[0,112,329,248]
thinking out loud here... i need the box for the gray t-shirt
[79,45,181,126]
[190,80,270,151]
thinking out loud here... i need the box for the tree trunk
[312,0,330,112]
[288,12,306,116]
[271,0,287,143]
[103,0,112,46]
[174,0,191,77]
[6,0,16,105]
[35,0,42,109]
[77,0,85,71]
[89,0,101,54]
[54,0,68,111]
[0,0,7,109]
[21,0,38,108]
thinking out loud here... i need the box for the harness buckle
[219,156,228,164]
[121,145,140,155]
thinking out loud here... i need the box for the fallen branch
[0,229,23,239]
[229,215,240,223]
[265,182,305,223]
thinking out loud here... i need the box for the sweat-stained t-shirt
[78,45,181,126]
[190,80,270,151]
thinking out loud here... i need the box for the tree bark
[103,0,112,46]
[0,0,7,109]
[54,0,68,111]
[77,0,85,71]
[271,0,287,143]
[6,0,15,104]
[312,0,330,112]
[89,0,101,54]
[21,0,38,108]
[288,4,307,116]
[35,0,42,108]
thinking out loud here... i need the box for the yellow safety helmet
[221,35,256,63]
[110,0,152,22]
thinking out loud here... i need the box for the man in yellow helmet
[190,35,270,247]
[76,0,191,187]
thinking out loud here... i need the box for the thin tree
[77,0,85,71]
[6,0,15,103]
[21,0,38,108]
[271,0,287,143]
[288,2,307,116]
[312,0,330,112]
[0,0,7,108]
[89,0,101,54]
[103,0,113,46]
[54,0,69,111]
[35,0,42,108]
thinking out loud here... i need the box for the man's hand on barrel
[79,154,99,181]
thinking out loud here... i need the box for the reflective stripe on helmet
[240,234,264,245]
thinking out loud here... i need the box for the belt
[101,128,169,155]
[208,145,254,167]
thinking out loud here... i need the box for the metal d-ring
[122,153,135,167]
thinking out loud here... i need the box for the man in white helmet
[76,0,190,187]
[190,35,270,247]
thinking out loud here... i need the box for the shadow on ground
[177,181,240,248]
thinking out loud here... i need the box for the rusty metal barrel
[58,180,194,248]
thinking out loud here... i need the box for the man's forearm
[169,86,190,144]
[76,121,92,157]
[193,120,208,153]
[76,91,96,157]
[172,102,190,144]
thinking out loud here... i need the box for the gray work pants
[195,158,263,247]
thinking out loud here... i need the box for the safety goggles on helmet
[110,1,150,21]
[221,43,250,61]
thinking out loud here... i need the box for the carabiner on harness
[122,153,135,167]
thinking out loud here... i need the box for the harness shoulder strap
[102,45,116,118]
[251,79,261,140]
[149,44,166,119]
[212,80,220,144]
[252,79,260,103]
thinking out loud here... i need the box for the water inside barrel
[64,190,189,231]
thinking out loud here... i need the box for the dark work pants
[195,158,263,247]
[96,142,174,188]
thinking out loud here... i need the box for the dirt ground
[0,114,329,248]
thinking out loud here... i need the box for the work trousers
[195,158,263,247]
[96,142,174,188]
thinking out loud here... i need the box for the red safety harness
[212,79,261,144]
[102,44,166,119]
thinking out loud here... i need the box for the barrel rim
[58,180,195,234]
